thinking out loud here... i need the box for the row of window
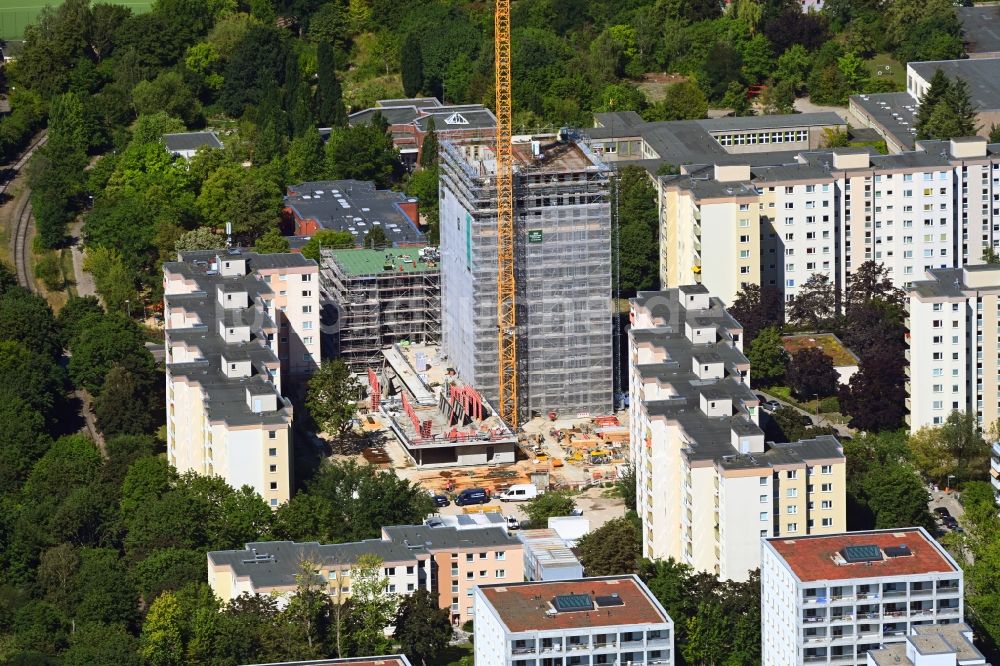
[715,130,809,146]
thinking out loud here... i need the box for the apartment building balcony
[992,442,1000,458]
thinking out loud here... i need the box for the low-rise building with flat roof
[866,623,987,666]
[781,333,860,385]
[959,5,1000,58]
[285,180,425,247]
[517,528,584,582]
[208,524,523,625]
[851,59,1000,152]
[474,575,674,666]
[762,527,964,666]
[587,111,846,173]
[240,656,412,666]
[162,131,223,158]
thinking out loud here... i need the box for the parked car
[455,488,490,506]
[499,484,538,502]
[504,515,520,530]
[432,494,450,508]
[762,399,781,412]
[933,507,952,519]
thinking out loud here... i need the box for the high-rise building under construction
[439,132,613,421]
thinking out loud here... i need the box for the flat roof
[781,333,859,367]
[324,247,438,277]
[959,5,1000,54]
[910,58,1000,111]
[162,131,223,153]
[285,180,426,247]
[848,92,918,151]
[478,576,670,632]
[589,111,845,170]
[766,528,959,582]
[240,657,411,666]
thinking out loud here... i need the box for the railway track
[12,191,31,289]
[3,131,48,291]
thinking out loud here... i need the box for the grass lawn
[0,0,150,40]
[865,53,906,90]
[442,642,473,666]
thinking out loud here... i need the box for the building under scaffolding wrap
[439,131,613,420]
[320,247,441,372]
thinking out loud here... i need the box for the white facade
[906,265,1000,433]
[164,250,319,507]
[630,288,846,582]
[761,528,964,666]
[660,138,1000,309]
[473,576,674,666]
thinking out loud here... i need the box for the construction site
[350,341,628,500]
[438,131,614,424]
[319,247,440,372]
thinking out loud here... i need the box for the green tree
[132,71,202,126]
[301,230,356,260]
[909,411,990,485]
[324,120,404,188]
[286,126,326,183]
[775,44,813,94]
[362,225,389,249]
[67,314,156,394]
[196,165,283,240]
[786,348,839,400]
[393,589,452,666]
[984,245,1000,264]
[279,460,434,543]
[307,359,362,439]
[523,490,576,527]
[916,70,979,140]
[56,295,104,347]
[746,326,787,386]
[0,393,51,494]
[140,591,184,666]
[644,81,708,121]
[175,227,223,253]
[728,283,783,345]
[788,273,837,330]
[0,288,62,358]
[93,364,160,436]
[345,554,397,656]
[760,80,796,115]
[419,118,438,168]
[862,463,934,530]
[62,622,141,666]
[577,516,641,576]
[721,81,753,117]
[255,227,291,254]
[316,41,347,127]
[405,167,439,242]
[0,340,66,422]
[401,33,423,97]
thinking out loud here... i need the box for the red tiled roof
[479,577,669,632]
[768,529,958,582]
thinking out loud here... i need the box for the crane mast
[494,0,518,428]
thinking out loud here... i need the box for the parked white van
[499,484,538,502]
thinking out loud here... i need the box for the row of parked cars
[934,506,961,531]
[431,484,541,508]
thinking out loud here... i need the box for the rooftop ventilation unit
[884,545,912,558]
[595,593,624,607]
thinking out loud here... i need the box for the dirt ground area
[637,72,689,103]
[430,484,626,532]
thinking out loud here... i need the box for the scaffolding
[320,248,441,373]
[438,134,614,420]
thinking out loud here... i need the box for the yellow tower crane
[494,0,518,428]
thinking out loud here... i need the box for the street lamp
[125,299,132,318]
[947,474,955,491]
